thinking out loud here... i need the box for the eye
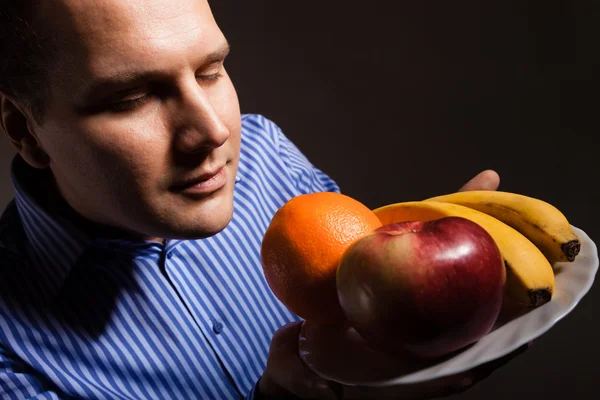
[108,95,151,113]
[196,71,223,84]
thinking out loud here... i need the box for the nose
[171,78,230,154]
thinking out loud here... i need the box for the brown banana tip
[529,289,552,307]
[562,240,581,262]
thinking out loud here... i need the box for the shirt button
[166,252,173,260]
[212,322,224,334]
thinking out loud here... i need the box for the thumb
[458,170,500,192]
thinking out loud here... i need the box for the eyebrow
[77,43,231,101]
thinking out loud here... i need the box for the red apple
[336,216,506,361]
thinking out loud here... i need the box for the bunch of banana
[373,191,581,308]
[426,191,581,263]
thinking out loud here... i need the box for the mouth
[170,165,228,196]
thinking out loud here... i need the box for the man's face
[32,0,241,240]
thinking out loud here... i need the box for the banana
[373,201,555,307]
[425,191,581,264]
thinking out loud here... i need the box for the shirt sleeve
[263,117,341,195]
[0,345,71,400]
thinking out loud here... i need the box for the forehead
[43,0,223,77]
[49,0,217,37]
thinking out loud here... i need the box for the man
[0,0,510,399]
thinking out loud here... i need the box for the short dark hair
[0,0,52,122]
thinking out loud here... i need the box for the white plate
[299,226,598,386]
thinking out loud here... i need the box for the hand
[458,169,500,192]
[342,341,532,399]
[258,321,341,400]
[259,316,531,400]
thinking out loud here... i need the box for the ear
[0,94,51,169]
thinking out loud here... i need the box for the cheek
[52,116,169,192]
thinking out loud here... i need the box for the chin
[155,212,232,240]
[182,213,233,239]
[168,226,228,240]
[162,192,235,240]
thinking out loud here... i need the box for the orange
[261,192,382,323]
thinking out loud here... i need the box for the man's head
[0,0,242,241]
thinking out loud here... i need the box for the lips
[170,165,227,194]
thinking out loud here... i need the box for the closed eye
[196,72,223,83]
[108,95,152,113]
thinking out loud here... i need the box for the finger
[458,169,500,192]
[270,321,340,400]
[419,372,475,399]
[434,342,532,399]
[470,341,531,383]
[344,342,532,400]
[269,321,304,352]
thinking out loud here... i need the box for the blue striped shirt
[0,114,340,400]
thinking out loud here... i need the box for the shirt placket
[162,242,251,398]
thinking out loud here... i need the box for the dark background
[209,0,599,399]
[0,0,598,398]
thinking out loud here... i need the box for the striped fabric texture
[0,114,340,399]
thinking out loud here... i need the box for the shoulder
[238,113,292,176]
[240,113,310,160]
[240,113,285,149]
[238,114,340,195]
[239,113,312,176]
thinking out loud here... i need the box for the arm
[266,116,340,195]
[0,345,72,400]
